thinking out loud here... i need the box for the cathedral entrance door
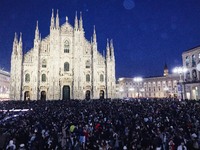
[63,85,70,100]
[99,90,104,99]
[40,91,46,101]
[85,90,90,100]
[24,91,30,101]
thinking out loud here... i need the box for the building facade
[10,10,116,100]
[182,46,200,100]
[117,65,179,99]
[0,70,10,100]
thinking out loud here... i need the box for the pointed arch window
[86,74,90,82]
[64,40,70,53]
[100,74,104,82]
[25,73,30,82]
[64,62,69,72]
[86,60,90,68]
[42,59,47,68]
[41,74,46,82]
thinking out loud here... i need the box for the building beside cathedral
[117,64,179,99]
[0,69,10,100]
[10,10,116,100]
[182,46,200,99]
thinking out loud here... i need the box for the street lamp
[133,77,143,98]
[173,66,188,100]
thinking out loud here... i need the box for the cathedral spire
[79,11,83,31]
[106,38,109,49]
[50,9,55,29]
[56,9,60,29]
[13,32,18,45]
[18,32,23,55]
[19,32,22,44]
[110,39,115,60]
[74,11,78,31]
[12,32,18,55]
[93,25,96,44]
[106,38,110,59]
[35,21,39,41]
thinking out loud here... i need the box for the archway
[24,91,30,101]
[40,91,46,101]
[63,85,70,100]
[85,90,90,100]
[99,90,104,99]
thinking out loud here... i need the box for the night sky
[1,0,200,79]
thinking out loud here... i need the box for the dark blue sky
[1,0,200,79]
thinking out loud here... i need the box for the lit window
[64,40,69,53]
[64,62,69,72]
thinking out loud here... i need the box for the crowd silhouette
[0,98,200,149]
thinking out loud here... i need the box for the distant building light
[129,88,134,91]
[164,87,169,91]
[140,88,145,92]
[133,77,143,82]
[173,66,187,74]
[118,78,124,81]
[119,88,124,92]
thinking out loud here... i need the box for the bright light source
[140,88,145,92]
[164,87,169,91]
[133,77,143,82]
[118,78,124,81]
[173,66,188,74]
[129,88,134,91]
[119,88,124,92]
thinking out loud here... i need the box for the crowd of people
[0,98,200,149]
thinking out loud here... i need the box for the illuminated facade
[117,65,179,99]
[182,46,200,100]
[0,70,10,100]
[10,10,116,100]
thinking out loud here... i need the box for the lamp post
[173,66,187,100]
[133,77,143,98]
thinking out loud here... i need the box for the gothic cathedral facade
[10,10,116,100]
